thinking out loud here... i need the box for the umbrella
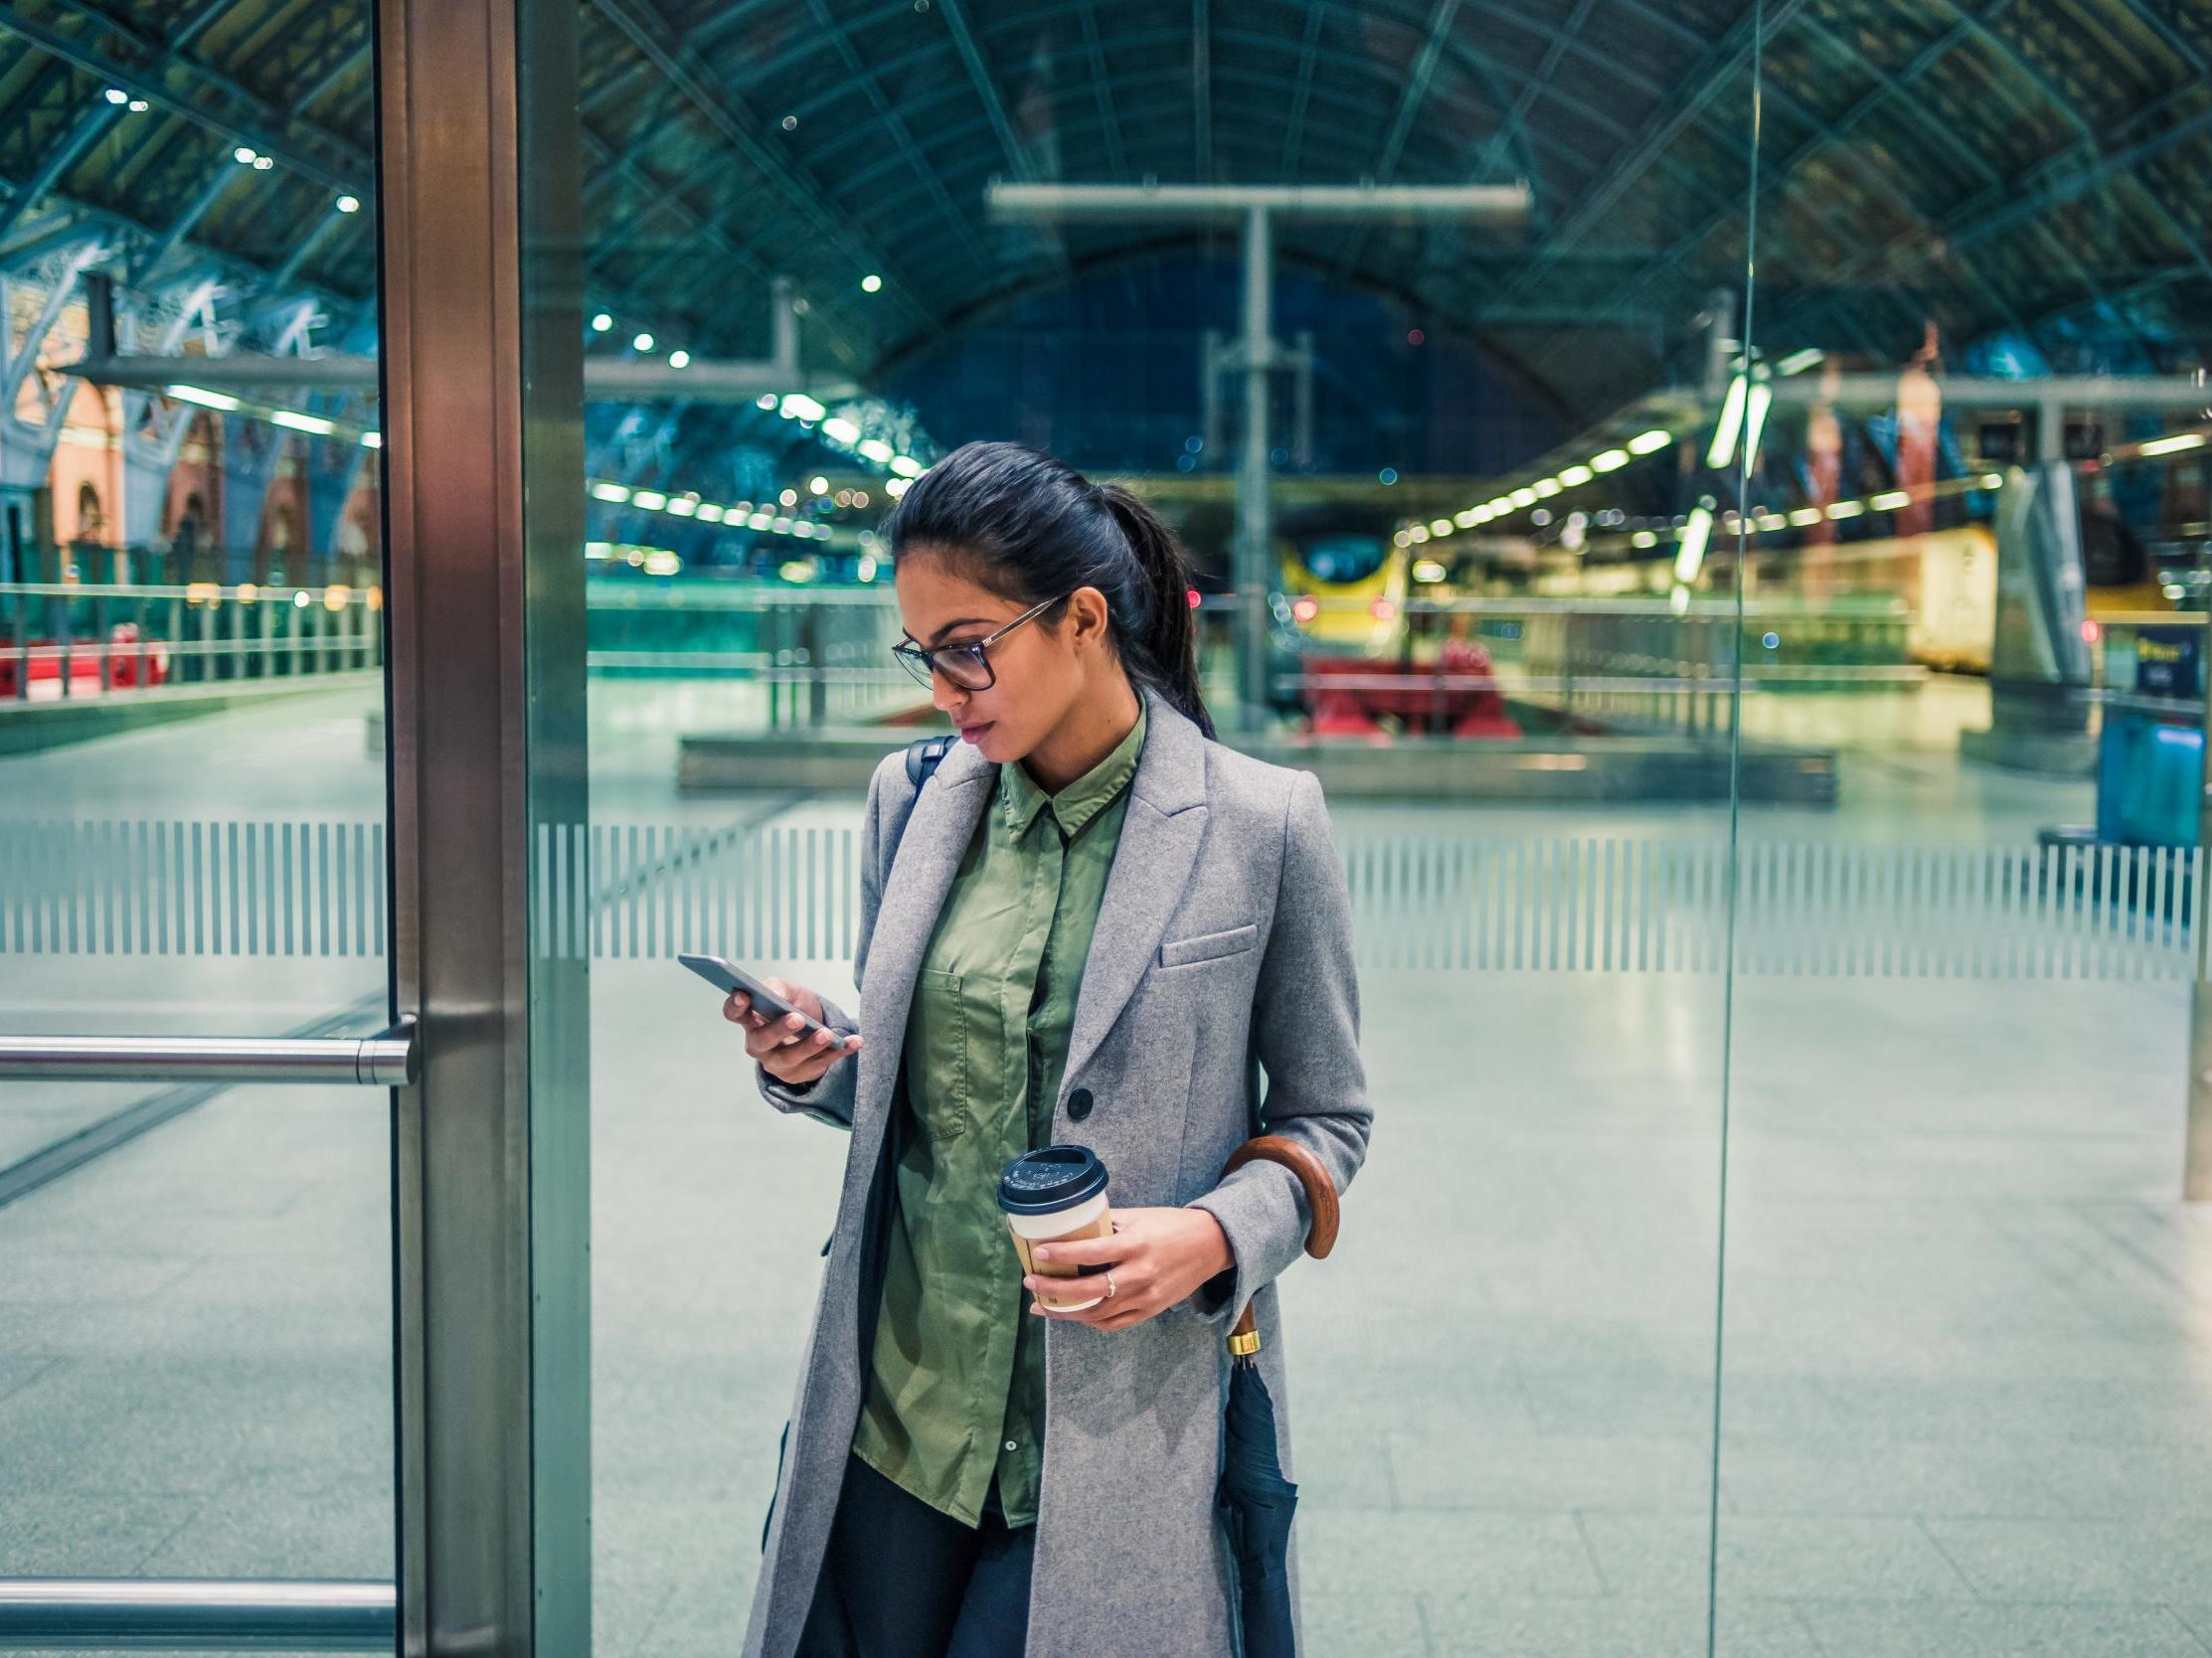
[1214,1135,1341,1658]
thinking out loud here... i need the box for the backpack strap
[902,734,955,793]
[881,735,958,866]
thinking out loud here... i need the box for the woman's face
[895,553,1101,764]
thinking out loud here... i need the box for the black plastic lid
[997,1144,1109,1216]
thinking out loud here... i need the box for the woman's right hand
[725,978,864,1086]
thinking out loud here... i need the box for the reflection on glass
[560,5,1766,1654]
[1714,4,2212,1654]
[0,9,394,1634]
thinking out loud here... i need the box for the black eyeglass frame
[890,593,1068,691]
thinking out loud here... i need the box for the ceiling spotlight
[591,311,613,332]
[104,87,128,104]
[809,476,829,495]
[235,146,257,164]
[127,98,147,111]
[336,195,361,214]
[1674,504,1715,584]
[252,154,273,170]
[632,332,654,352]
[165,384,240,411]
[669,349,691,369]
[861,273,883,293]
[2139,431,2208,457]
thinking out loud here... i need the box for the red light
[1186,587,1201,609]
[1291,596,1319,624]
[1370,598,1398,622]
[1407,328,1425,346]
[2080,618,2102,644]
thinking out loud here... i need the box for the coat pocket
[1157,921,1259,968]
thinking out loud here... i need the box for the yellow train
[1268,505,1412,670]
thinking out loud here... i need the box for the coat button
[1067,1087,1094,1121]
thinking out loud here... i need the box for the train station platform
[6,693,2208,1656]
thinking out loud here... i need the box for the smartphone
[679,953,853,1050]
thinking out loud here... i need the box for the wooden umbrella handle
[1220,1135,1339,1357]
[1223,1135,1340,1259]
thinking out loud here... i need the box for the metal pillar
[219,417,279,581]
[1957,463,2094,773]
[305,436,369,576]
[0,252,102,550]
[378,0,589,1655]
[989,180,1529,731]
[1236,205,1272,729]
[119,393,199,554]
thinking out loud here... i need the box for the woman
[728,441,1372,1658]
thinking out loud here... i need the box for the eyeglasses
[891,594,1065,692]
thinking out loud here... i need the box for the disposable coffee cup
[999,1145,1113,1312]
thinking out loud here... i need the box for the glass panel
[0,4,395,1622]
[1717,3,2212,1653]
[531,4,1762,1654]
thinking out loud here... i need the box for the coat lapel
[1059,688,1210,1093]
[851,736,992,1128]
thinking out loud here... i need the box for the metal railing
[585,580,913,727]
[0,581,384,702]
[0,1579,394,1650]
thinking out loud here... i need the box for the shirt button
[1005,1440,1019,1452]
[1067,1087,1093,1121]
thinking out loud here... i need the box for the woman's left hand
[1025,1207,1234,1332]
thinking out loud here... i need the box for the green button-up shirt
[851,705,1147,1529]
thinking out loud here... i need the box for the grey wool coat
[742,686,1373,1658]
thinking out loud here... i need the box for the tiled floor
[4,691,2210,1656]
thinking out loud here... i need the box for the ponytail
[1094,483,1217,741]
[882,440,1219,742]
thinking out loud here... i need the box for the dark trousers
[796,1453,1037,1658]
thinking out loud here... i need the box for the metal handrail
[0,1578,394,1650]
[0,1018,416,1085]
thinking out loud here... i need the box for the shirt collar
[1000,702,1148,841]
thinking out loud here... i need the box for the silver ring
[1105,1270,1117,1300]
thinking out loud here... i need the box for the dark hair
[882,440,1216,740]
